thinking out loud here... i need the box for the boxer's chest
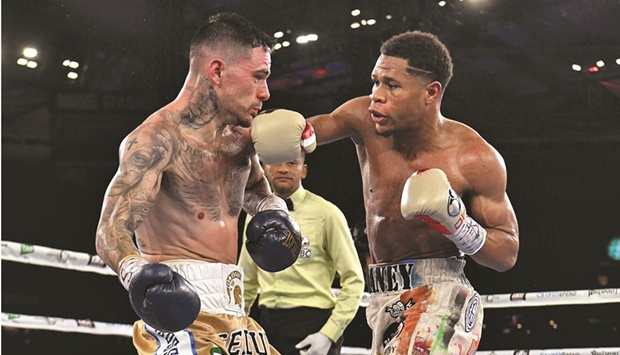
[164,134,252,202]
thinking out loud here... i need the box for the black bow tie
[285,198,294,211]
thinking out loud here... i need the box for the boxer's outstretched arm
[95,123,174,272]
[308,96,370,145]
[251,109,316,164]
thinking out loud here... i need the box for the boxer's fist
[119,257,200,332]
[251,109,316,164]
[401,168,486,255]
[246,209,303,272]
[401,168,465,234]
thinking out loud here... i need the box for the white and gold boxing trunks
[132,261,279,355]
[366,257,483,355]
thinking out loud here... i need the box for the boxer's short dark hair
[381,31,454,88]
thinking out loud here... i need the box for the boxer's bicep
[468,147,517,239]
[470,191,518,240]
[466,148,519,271]
[96,127,174,270]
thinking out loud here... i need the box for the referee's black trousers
[259,306,344,355]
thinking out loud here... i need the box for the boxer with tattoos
[95,13,300,355]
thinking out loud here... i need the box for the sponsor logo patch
[299,236,311,258]
[465,293,480,333]
[20,244,35,255]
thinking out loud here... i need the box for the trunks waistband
[162,260,245,316]
[367,257,469,294]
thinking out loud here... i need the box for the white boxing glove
[401,168,487,255]
[251,109,316,164]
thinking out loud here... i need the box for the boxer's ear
[424,81,442,104]
[207,58,225,84]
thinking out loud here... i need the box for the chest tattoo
[165,134,249,221]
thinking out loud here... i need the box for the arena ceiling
[3,0,620,144]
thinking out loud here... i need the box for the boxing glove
[118,256,200,333]
[246,196,303,272]
[400,168,487,255]
[251,109,316,164]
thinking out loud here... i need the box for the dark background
[3,0,620,353]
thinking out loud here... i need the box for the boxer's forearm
[469,228,519,272]
[95,196,142,273]
[243,157,273,216]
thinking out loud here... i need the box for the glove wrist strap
[118,255,148,291]
[447,216,487,255]
[301,121,317,153]
[257,195,287,213]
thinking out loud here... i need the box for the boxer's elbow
[94,235,106,261]
[494,254,518,272]
[476,233,518,272]
[94,227,115,268]
[492,237,519,272]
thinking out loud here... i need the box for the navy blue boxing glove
[118,257,200,333]
[246,197,302,272]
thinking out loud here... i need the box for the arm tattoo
[96,127,173,270]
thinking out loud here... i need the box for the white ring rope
[3,240,620,355]
[476,350,620,355]
[4,240,619,308]
[1,312,372,355]
[2,312,133,337]
[479,288,620,308]
[2,240,115,276]
[3,312,618,355]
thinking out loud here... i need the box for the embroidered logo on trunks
[368,262,418,293]
[219,330,269,354]
[150,328,195,354]
[382,321,404,348]
[465,292,480,333]
[226,270,243,310]
[385,299,414,318]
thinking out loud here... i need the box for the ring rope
[3,240,620,355]
[2,312,132,337]
[476,349,620,355]
[2,240,115,275]
[4,240,619,308]
[3,312,618,355]
[1,312,372,354]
